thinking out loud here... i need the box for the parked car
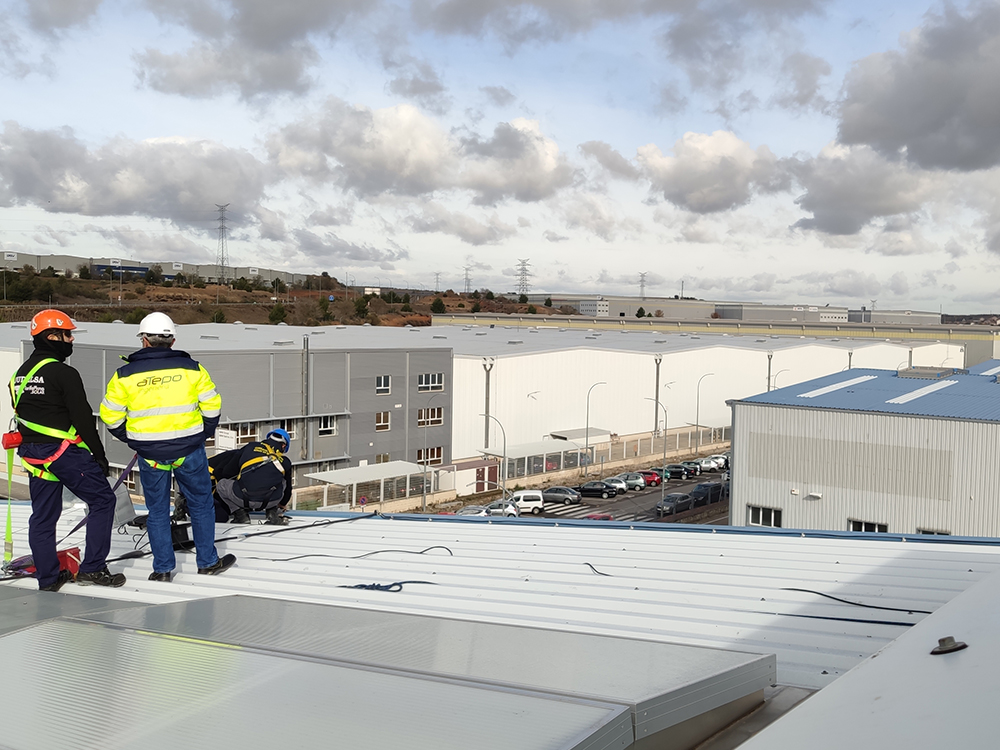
[690,482,725,507]
[709,454,730,470]
[456,500,519,517]
[697,457,721,472]
[656,493,693,516]
[511,490,545,515]
[615,473,646,491]
[584,513,614,521]
[543,486,582,505]
[575,481,617,499]
[661,464,692,480]
[680,461,702,476]
[638,470,662,486]
[601,476,628,495]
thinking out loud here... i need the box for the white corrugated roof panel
[4,503,1000,691]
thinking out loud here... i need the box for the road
[536,470,730,524]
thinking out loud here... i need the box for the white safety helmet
[137,311,176,338]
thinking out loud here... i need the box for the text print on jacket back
[135,374,183,388]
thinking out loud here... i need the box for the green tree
[401,303,413,312]
[431,297,446,314]
[544,297,552,307]
[210,309,227,324]
[123,308,148,325]
[40,266,56,278]
[402,293,410,304]
[273,277,287,293]
[269,302,287,324]
[484,290,495,300]
[471,301,481,313]
[144,264,163,284]
[77,264,92,279]
[526,304,537,314]
[518,293,528,304]
[635,306,646,318]
[354,296,369,318]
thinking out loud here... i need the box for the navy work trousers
[20,443,116,589]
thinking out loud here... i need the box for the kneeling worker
[210,428,292,525]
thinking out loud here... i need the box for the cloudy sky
[2,0,999,312]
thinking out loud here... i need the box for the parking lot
[538,468,730,524]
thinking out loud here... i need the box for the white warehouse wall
[450,340,962,462]
[731,403,1000,537]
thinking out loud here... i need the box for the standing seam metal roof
[739,368,1000,421]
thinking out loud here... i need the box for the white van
[511,490,545,515]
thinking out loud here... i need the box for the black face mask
[48,339,73,361]
[35,335,73,362]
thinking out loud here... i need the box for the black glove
[96,456,111,477]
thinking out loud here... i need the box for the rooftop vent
[200,335,219,340]
[475,332,487,336]
[508,340,523,345]
[654,339,667,343]
[310,330,325,335]
[897,367,968,379]
[245,327,257,331]
[273,340,294,346]
[336,326,347,330]
[433,335,447,339]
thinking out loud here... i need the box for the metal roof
[4,503,1000,693]
[737,554,1000,750]
[305,460,429,485]
[481,439,586,460]
[0,320,937,360]
[738,368,1000,422]
[967,358,1000,376]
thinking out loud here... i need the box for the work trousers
[21,443,116,589]
[137,446,219,573]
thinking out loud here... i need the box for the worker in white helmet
[100,312,235,582]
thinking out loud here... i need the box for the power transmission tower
[516,259,531,296]
[463,266,473,295]
[639,272,647,300]
[434,272,441,293]
[216,203,230,304]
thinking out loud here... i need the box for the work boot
[148,571,173,583]
[172,494,189,522]
[76,566,127,588]
[39,569,74,592]
[197,553,236,576]
[230,508,251,524]
[265,506,289,526]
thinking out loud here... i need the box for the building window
[318,415,337,436]
[748,506,782,528]
[112,467,138,491]
[375,453,391,464]
[376,411,390,432]
[417,447,443,465]
[917,528,951,535]
[849,519,888,533]
[417,407,444,426]
[376,375,391,395]
[418,372,444,392]
[216,422,258,446]
[277,419,297,441]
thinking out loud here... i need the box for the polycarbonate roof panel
[967,359,1000,376]
[738,561,1000,750]
[4,503,1000,691]
[740,368,1000,421]
[0,619,634,750]
[78,596,775,738]
[0,588,143,637]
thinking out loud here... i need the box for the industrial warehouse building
[731,361,1000,536]
[0,320,965,508]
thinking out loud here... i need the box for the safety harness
[144,457,185,471]
[7,359,90,482]
[229,443,285,510]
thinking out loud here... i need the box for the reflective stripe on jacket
[100,347,221,461]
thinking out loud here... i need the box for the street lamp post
[421,393,443,513]
[644,398,668,505]
[584,382,606,476]
[695,373,715,455]
[480,413,508,494]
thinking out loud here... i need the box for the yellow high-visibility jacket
[100,346,221,461]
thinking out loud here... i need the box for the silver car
[602,476,628,494]
[615,473,646,491]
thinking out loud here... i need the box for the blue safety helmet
[265,428,290,452]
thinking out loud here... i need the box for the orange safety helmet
[30,309,76,335]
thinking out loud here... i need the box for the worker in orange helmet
[8,309,125,591]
